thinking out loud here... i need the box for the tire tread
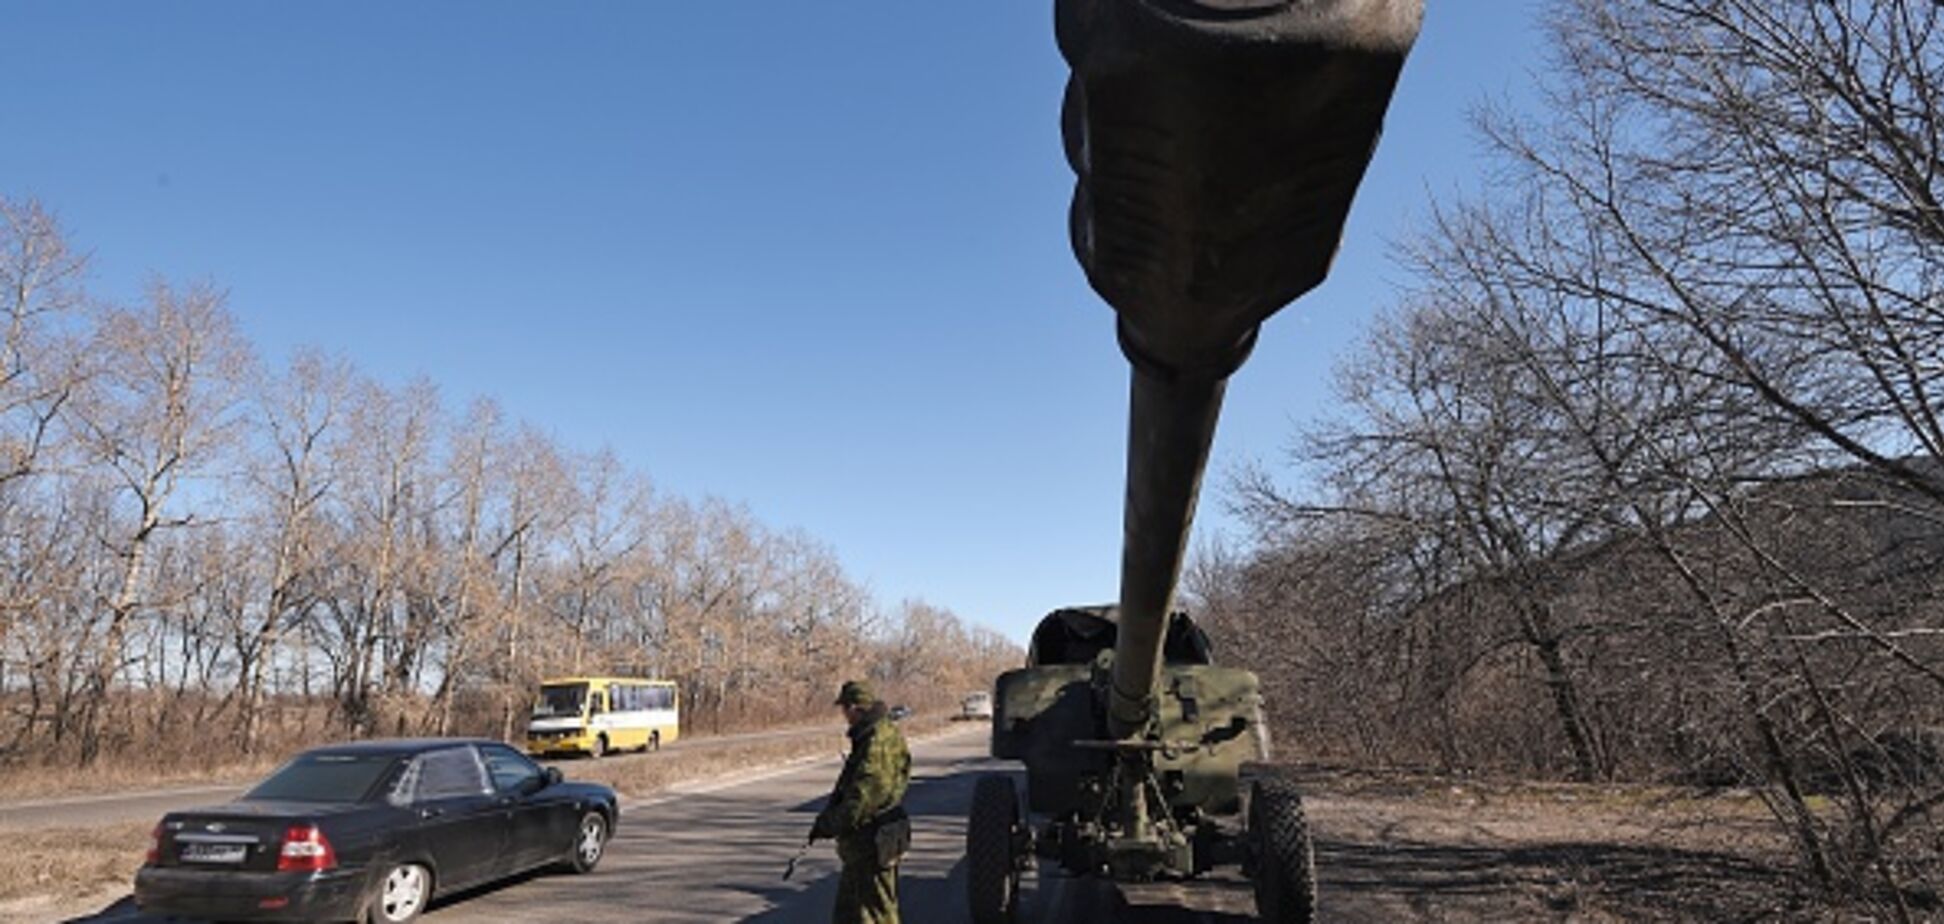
[967,774,1019,924]
[1250,777,1317,924]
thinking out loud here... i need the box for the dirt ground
[1287,766,1877,922]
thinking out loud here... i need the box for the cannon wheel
[1249,777,1317,924]
[967,774,1021,924]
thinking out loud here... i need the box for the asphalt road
[60,728,1267,924]
[0,723,843,832]
[0,783,249,833]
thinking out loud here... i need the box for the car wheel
[569,810,609,874]
[363,862,430,924]
[590,734,608,759]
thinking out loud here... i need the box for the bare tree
[317,377,439,735]
[230,349,349,752]
[0,198,87,490]
[486,423,571,740]
[0,200,1024,778]
[0,200,88,710]
[1473,2,1944,907]
[66,280,251,763]
[1216,0,1943,909]
[554,449,651,673]
[1501,0,1944,500]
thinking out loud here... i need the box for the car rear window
[246,753,400,803]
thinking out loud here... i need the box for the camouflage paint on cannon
[968,2,1421,922]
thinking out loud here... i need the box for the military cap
[834,679,875,706]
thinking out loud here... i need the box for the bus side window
[590,692,606,715]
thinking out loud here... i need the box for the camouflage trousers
[834,837,900,924]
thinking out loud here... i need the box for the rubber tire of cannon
[1249,777,1317,924]
[967,773,1021,924]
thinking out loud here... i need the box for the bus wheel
[649,731,661,753]
[590,734,608,759]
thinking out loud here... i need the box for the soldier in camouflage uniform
[811,679,912,924]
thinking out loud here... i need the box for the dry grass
[0,756,288,803]
[1287,764,1784,819]
[0,714,963,803]
[1280,764,1848,921]
[0,820,148,903]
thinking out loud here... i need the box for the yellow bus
[524,677,680,758]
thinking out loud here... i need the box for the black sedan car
[136,738,618,923]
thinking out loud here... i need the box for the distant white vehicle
[960,691,994,720]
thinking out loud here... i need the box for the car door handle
[418,807,444,819]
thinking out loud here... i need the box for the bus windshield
[533,683,588,718]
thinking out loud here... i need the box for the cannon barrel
[1057,0,1421,739]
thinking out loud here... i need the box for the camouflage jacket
[814,702,911,841]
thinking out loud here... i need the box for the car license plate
[180,843,248,864]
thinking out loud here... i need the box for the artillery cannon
[968,2,1419,921]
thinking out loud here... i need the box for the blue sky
[4,2,1545,643]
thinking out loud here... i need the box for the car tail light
[277,824,337,872]
[145,823,162,866]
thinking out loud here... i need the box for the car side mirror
[542,767,563,789]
